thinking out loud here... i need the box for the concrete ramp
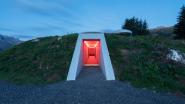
[77,66,105,81]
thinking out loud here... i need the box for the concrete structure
[103,29,132,34]
[67,32,115,80]
[113,29,132,34]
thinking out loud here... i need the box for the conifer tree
[122,17,149,35]
[174,6,185,39]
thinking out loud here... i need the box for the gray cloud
[16,0,78,18]
[0,27,17,33]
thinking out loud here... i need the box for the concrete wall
[66,36,82,80]
[100,35,115,80]
[100,42,106,76]
[67,33,115,80]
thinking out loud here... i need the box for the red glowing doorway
[83,39,100,66]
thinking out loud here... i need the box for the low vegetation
[150,26,174,37]
[0,34,78,85]
[106,34,185,95]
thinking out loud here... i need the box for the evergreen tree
[174,6,185,39]
[122,17,149,35]
[142,20,149,35]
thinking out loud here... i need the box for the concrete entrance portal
[67,32,115,80]
[83,40,100,66]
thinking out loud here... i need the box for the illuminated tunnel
[67,32,115,80]
[83,40,100,66]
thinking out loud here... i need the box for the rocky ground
[0,67,185,104]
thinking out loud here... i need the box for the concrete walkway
[77,66,105,81]
[0,68,185,104]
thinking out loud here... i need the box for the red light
[83,40,100,66]
[84,41,99,48]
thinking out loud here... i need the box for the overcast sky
[0,0,185,40]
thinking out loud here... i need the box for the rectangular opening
[83,39,100,66]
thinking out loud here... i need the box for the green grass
[0,34,78,85]
[106,35,185,95]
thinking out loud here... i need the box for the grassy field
[0,34,78,85]
[106,35,185,95]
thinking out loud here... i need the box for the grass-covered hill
[150,26,174,37]
[0,34,78,85]
[0,32,185,96]
[106,35,185,95]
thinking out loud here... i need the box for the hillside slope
[0,34,21,52]
[106,35,185,95]
[150,26,174,37]
[0,34,78,84]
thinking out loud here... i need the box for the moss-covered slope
[0,34,78,84]
[106,35,185,95]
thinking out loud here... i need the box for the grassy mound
[106,35,185,95]
[0,34,78,85]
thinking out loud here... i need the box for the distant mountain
[150,26,174,37]
[0,34,22,52]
